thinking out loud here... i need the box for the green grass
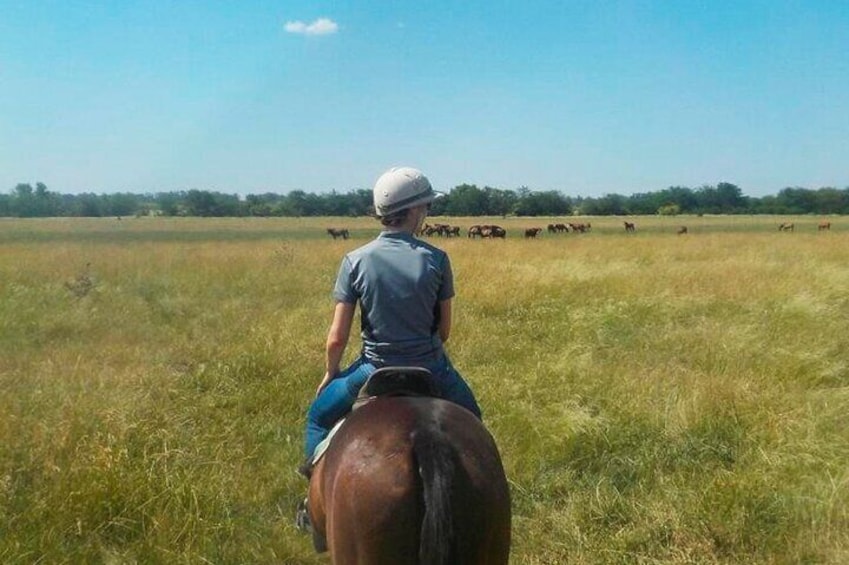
[0,217,373,244]
[1,216,848,563]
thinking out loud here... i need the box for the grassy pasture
[1,215,848,564]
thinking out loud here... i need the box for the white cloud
[284,18,338,36]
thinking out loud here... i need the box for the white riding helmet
[373,166,437,217]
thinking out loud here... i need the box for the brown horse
[486,226,507,238]
[818,221,831,231]
[677,226,688,235]
[327,228,350,240]
[306,394,511,564]
[778,222,794,232]
[623,221,636,232]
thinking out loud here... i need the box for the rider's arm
[438,299,452,343]
[316,301,356,395]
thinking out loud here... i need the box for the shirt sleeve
[437,254,455,301]
[332,256,358,303]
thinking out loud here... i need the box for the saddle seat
[353,366,437,408]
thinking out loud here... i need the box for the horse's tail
[413,429,457,565]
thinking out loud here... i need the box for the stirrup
[295,498,312,533]
[297,459,313,480]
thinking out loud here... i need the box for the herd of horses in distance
[326,220,834,240]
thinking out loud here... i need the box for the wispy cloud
[284,18,338,36]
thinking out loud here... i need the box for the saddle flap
[359,366,437,399]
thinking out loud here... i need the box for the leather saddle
[353,366,438,409]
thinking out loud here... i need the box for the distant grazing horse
[306,370,511,564]
[778,222,794,232]
[818,221,831,231]
[429,223,452,237]
[547,224,557,234]
[677,226,688,235]
[482,225,506,239]
[524,227,542,238]
[468,225,483,238]
[327,228,350,240]
[624,221,636,232]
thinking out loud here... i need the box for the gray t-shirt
[333,230,455,366]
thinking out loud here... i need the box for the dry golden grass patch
[1,216,848,563]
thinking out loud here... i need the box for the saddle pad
[311,418,346,466]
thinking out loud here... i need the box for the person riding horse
[304,371,510,562]
[298,167,483,519]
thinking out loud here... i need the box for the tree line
[2,181,848,218]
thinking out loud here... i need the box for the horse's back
[315,396,510,564]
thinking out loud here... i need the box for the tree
[514,190,572,216]
[775,187,816,214]
[716,182,748,212]
[694,183,747,214]
[32,182,60,216]
[657,203,681,216]
[185,190,218,216]
[278,190,319,216]
[484,187,517,216]
[211,193,243,216]
[14,183,33,198]
[104,193,140,216]
[444,184,487,216]
[580,193,628,215]
[155,192,183,216]
[74,193,104,216]
[664,186,699,213]
[5,180,847,217]
[12,183,36,216]
[246,193,279,216]
[812,187,849,214]
[629,191,665,215]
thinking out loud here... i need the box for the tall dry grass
[1,216,847,563]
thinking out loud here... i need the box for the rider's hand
[316,371,336,396]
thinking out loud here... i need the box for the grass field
[1,215,847,564]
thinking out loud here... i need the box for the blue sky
[1,1,847,197]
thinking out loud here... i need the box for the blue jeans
[304,355,481,459]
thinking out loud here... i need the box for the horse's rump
[309,397,511,564]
